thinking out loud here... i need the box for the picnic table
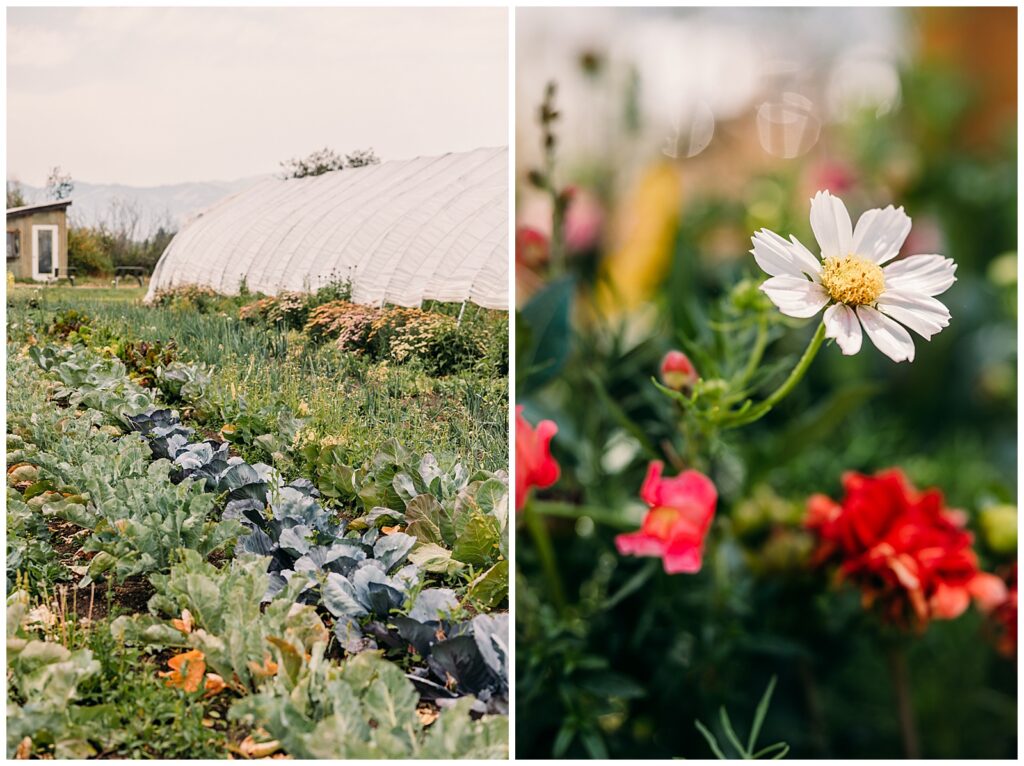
[114,266,145,288]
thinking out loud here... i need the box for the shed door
[32,225,58,280]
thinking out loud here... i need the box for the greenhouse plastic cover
[145,146,508,309]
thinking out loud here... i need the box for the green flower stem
[528,499,638,531]
[736,317,769,388]
[523,500,567,612]
[549,188,566,276]
[721,321,826,430]
[887,644,921,759]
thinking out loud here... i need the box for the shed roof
[6,200,73,219]
[145,147,508,310]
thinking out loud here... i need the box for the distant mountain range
[9,176,270,238]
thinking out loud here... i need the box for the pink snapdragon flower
[616,461,718,574]
[515,406,560,512]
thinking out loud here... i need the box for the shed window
[6,230,19,262]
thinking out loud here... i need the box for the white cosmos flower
[751,190,956,363]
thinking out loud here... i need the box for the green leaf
[519,275,574,393]
[552,724,576,759]
[579,728,609,760]
[467,559,508,607]
[418,697,508,758]
[340,653,419,752]
[404,494,446,546]
[451,514,501,567]
[576,670,646,700]
[407,543,464,575]
[695,719,728,760]
[747,675,778,753]
[318,461,356,500]
[720,706,747,758]
[474,478,509,526]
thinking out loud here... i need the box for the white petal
[876,290,951,340]
[856,305,916,363]
[809,190,853,259]
[823,303,862,355]
[852,205,912,265]
[789,235,821,275]
[750,229,821,279]
[882,255,957,296]
[759,276,830,318]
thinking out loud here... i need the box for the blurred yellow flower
[597,161,682,313]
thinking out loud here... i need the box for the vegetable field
[6,283,509,759]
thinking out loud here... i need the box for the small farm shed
[6,200,72,281]
[145,147,508,309]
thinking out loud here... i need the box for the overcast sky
[7,7,508,187]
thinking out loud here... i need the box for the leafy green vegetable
[7,591,102,758]
[229,650,507,758]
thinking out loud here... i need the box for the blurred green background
[515,6,1016,759]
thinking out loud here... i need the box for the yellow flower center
[820,255,885,306]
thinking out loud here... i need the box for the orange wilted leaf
[381,525,402,535]
[416,706,440,727]
[266,635,305,678]
[14,736,32,759]
[266,636,303,659]
[204,673,227,697]
[238,735,282,759]
[247,654,279,679]
[171,609,194,634]
[159,649,206,692]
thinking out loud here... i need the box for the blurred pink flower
[563,187,604,253]
[809,159,858,196]
[616,461,718,574]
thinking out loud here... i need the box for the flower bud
[980,504,1017,554]
[659,350,698,391]
[516,227,550,269]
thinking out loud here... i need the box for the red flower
[515,227,550,270]
[982,564,1017,659]
[806,469,1002,627]
[515,406,560,511]
[616,461,718,574]
[659,350,698,391]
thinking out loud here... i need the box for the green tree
[6,180,26,208]
[67,227,114,276]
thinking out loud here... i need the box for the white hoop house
[145,146,508,310]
